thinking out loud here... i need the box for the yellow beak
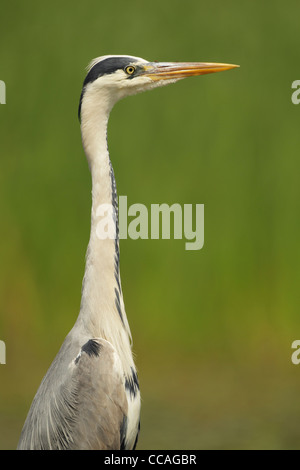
[143,61,239,80]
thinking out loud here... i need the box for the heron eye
[125,66,136,75]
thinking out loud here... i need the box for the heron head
[78,55,238,121]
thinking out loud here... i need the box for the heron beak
[143,62,239,80]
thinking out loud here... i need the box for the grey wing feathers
[18,338,128,450]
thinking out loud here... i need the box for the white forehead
[87,55,149,72]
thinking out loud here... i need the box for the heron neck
[76,108,132,361]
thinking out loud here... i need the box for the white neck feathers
[76,86,134,376]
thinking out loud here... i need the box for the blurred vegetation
[1,0,300,449]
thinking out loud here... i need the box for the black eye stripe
[83,57,137,87]
[79,56,141,120]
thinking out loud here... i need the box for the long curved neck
[76,97,133,373]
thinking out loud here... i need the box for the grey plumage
[18,333,132,450]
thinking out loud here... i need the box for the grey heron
[17,55,238,450]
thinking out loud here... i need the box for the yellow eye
[125,66,136,75]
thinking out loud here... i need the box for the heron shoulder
[18,337,138,449]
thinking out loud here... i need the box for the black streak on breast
[120,415,128,450]
[81,339,102,358]
[109,160,125,327]
[125,367,140,399]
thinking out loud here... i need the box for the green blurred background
[1,0,300,450]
